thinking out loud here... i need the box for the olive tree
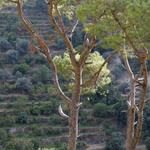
[6,49,19,64]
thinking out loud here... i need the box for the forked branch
[9,0,71,105]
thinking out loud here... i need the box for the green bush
[0,68,13,82]
[0,129,8,142]
[14,77,32,92]
[16,38,29,55]
[76,141,88,150]
[17,111,28,124]
[33,127,45,136]
[13,63,29,75]
[34,55,47,64]
[35,0,48,11]
[4,115,15,126]
[111,63,124,79]
[0,38,12,52]
[1,83,14,93]
[6,49,18,64]
[145,137,150,150]
[105,132,125,150]
[30,105,41,115]
[23,54,35,65]
[93,103,109,117]
[32,65,51,83]
[49,114,67,125]
[118,82,129,94]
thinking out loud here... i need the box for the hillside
[0,1,149,150]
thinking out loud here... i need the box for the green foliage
[33,127,45,136]
[53,51,111,93]
[32,65,51,83]
[0,129,11,143]
[32,82,46,94]
[0,38,12,52]
[111,63,124,79]
[35,0,48,11]
[93,102,110,117]
[145,137,150,150]
[34,55,47,64]
[105,132,125,150]
[76,0,150,52]
[16,38,29,55]
[54,37,66,49]
[13,63,29,74]
[49,114,67,125]
[4,115,15,126]
[87,84,122,105]
[0,68,13,82]
[6,49,19,64]
[113,98,127,125]
[142,102,150,139]
[23,54,35,65]
[14,77,32,92]
[29,100,57,116]
[0,82,14,93]
[17,111,28,124]
[118,82,129,94]
[76,141,88,150]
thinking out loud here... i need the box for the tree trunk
[126,80,135,150]
[68,105,79,150]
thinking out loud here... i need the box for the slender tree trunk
[126,80,135,150]
[68,105,79,150]
[67,65,82,150]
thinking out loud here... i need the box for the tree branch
[58,105,69,120]
[74,33,88,55]
[54,1,65,33]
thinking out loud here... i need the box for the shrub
[34,54,47,64]
[17,111,28,124]
[4,115,15,126]
[76,141,88,150]
[32,65,51,83]
[118,82,129,94]
[13,63,29,75]
[6,49,19,64]
[33,127,45,136]
[41,101,56,115]
[0,129,8,142]
[105,132,125,150]
[35,0,48,11]
[14,77,32,92]
[23,54,35,65]
[145,137,150,150]
[0,38,12,52]
[15,71,22,79]
[49,114,67,125]
[0,68,13,82]
[16,38,29,55]
[1,83,14,93]
[111,63,124,79]
[30,105,41,115]
[93,103,109,117]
